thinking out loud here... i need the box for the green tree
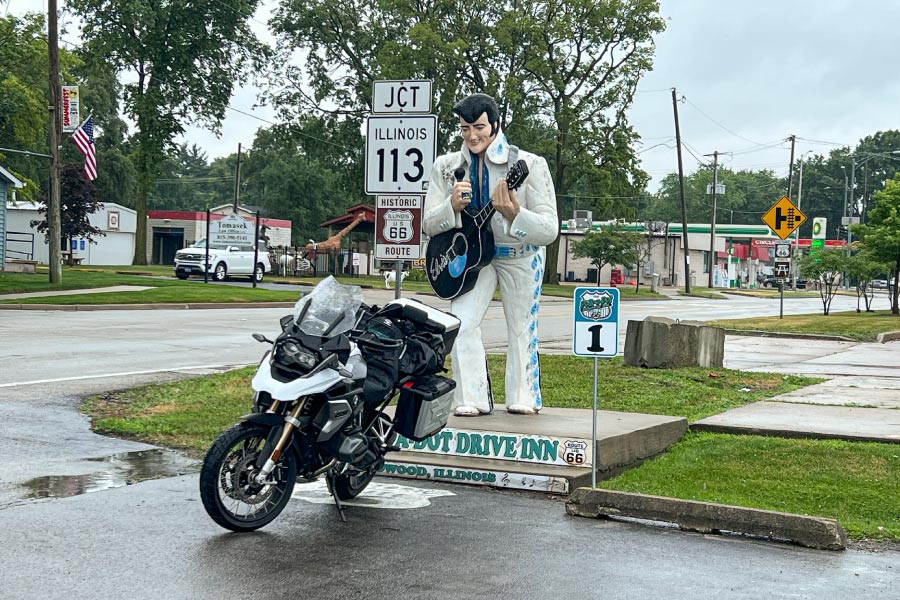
[68,0,268,264]
[798,248,849,316]
[852,177,900,315]
[150,143,219,211]
[645,167,784,226]
[30,163,105,263]
[570,223,642,285]
[846,250,888,313]
[270,0,665,283]
[0,13,81,199]
[852,130,900,222]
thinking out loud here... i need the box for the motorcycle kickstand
[325,471,347,522]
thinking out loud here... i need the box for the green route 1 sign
[572,287,619,357]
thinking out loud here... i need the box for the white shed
[5,201,137,265]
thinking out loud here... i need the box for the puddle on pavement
[20,449,200,500]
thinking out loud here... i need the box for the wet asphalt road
[2,474,898,600]
[1,292,899,598]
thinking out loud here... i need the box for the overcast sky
[10,0,900,192]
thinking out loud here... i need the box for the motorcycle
[199,276,460,531]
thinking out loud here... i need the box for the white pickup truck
[174,239,271,282]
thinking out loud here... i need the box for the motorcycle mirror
[252,333,274,344]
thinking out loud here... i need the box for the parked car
[174,239,271,282]
[872,279,889,289]
[762,276,807,289]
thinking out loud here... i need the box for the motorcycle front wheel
[199,423,297,532]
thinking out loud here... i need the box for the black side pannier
[393,374,456,441]
[355,306,450,407]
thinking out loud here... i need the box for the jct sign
[375,196,422,260]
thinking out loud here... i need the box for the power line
[795,136,851,147]
[682,96,763,146]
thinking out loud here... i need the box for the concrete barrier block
[566,488,848,550]
[624,317,724,368]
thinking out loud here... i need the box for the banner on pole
[61,86,80,133]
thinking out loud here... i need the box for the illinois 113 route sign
[762,196,807,240]
[365,115,437,194]
[572,287,619,357]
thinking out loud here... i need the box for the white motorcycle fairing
[251,352,348,401]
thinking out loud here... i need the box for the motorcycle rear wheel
[200,423,297,532]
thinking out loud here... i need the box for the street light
[849,150,900,224]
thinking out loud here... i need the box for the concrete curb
[876,330,900,343]
[565,488,848,550]
[719,328,857,342]
[0,302,297,311]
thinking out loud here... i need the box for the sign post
[764,198,807,317]
[368,79,435,298]
[572,287,620,487]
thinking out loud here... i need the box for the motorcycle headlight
[281,341,318,369]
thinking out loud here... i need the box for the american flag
[72,116,97,181]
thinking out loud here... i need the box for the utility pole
[843,172,851,256]
[706,151,719,288]
[786,135,796,199]
[791,154,808,290]
[672,88,691,294]
[47,0,62,284]
[232,142,242,213]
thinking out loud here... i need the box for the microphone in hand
[454,167,472,202]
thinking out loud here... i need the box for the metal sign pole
[204,209,210,284]
[780,283,784,319]
[592,356,598,488]
[394,259,402,299]
[252,210,260,289]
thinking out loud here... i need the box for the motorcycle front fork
[254,398,307,484]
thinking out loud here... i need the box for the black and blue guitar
[426,159,529,300]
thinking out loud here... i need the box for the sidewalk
[0,285,153,300]
[692,337,900,444]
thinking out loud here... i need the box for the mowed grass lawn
[0,266,666,303]
[601,432,900,540]
[84,355,817,454]
[0,269,302,304]
[710,310,900,342]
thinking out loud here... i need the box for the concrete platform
[378,404,688,493]
[692,401,900,443]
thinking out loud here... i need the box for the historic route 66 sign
[382,210,414,243]
[775,243,791,259]
[572,287,619,357]
[375,195,423,260]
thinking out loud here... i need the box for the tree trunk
[545,237,561,285]
[133,158,149,265]
[888,259,900,315]
[543,119,568,286]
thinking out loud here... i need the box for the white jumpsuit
[423,133,559,412]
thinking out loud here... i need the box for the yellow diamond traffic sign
[762,196,807,240]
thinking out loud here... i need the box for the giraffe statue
[304,212,367,254]
[304,212,367,275]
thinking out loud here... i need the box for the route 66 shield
[383,210,414,243]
